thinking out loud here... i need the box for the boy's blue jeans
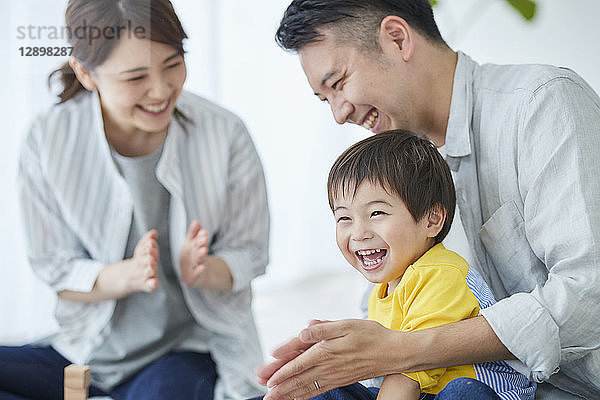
[253,378,502,400]
[0,345,217,400]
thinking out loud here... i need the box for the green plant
[431,0,537,21]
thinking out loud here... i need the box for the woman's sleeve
[18,118,104,293]
[210,121,270,292]
[399,266,479,390]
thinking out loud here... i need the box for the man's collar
[444,51,476,159]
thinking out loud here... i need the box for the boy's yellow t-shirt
[368,243,479,394]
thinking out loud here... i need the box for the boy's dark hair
[327,130,455,243]
[276,0,445,53]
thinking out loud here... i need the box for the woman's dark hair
[276,0,445,53]
[49,0,189,123]
[327,130,455,243]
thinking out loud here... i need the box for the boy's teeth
[357,248,387,267]
[364,257,384,266]
[357,249,382,255]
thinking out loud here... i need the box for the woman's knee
[113,352,217,400]
[0,346,69,399]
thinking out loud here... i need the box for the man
[258,1,600,399]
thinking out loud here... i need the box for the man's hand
[261,319,400,400]
[257,320,323,387]
[258,316,513,400]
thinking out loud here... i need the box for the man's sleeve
[480,75,600,383]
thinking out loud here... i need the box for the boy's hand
[179,220,210,287]
[126,229,159,293]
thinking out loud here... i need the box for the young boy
[327,130,535,400]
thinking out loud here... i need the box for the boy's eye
[336,216,351,223]
[331,78,342,90]
[370,211,386,217]
[127,75,145,82]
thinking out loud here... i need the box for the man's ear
[425,204,447,239]
[378,15,415,62]
[69,58,98,91]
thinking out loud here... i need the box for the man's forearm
[400,316,514,373]
[261,317,515,400]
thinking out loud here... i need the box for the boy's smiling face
[333,180,438,292]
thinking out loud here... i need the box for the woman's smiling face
[332,180,435,291]
[90,35,187,137]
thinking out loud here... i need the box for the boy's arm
[377,373,420,400]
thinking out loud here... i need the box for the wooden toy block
[64,364,91,389]
[64,364,90,400]
[64,387,88,400]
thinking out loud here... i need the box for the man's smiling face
[299,30,417,134]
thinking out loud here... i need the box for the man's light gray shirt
[445,52,600,398]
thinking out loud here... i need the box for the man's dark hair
[276,0,445,52]
[327,130,455,243]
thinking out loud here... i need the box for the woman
[0,0,269,399]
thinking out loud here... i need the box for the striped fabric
[18,91,270,399]
[466,267,536,399]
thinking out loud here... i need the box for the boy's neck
[384,242,439,296]
[386,281,398,297]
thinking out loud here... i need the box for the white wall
[434,0,600,90]
[0,0,68,343]
[1,0,598,343]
